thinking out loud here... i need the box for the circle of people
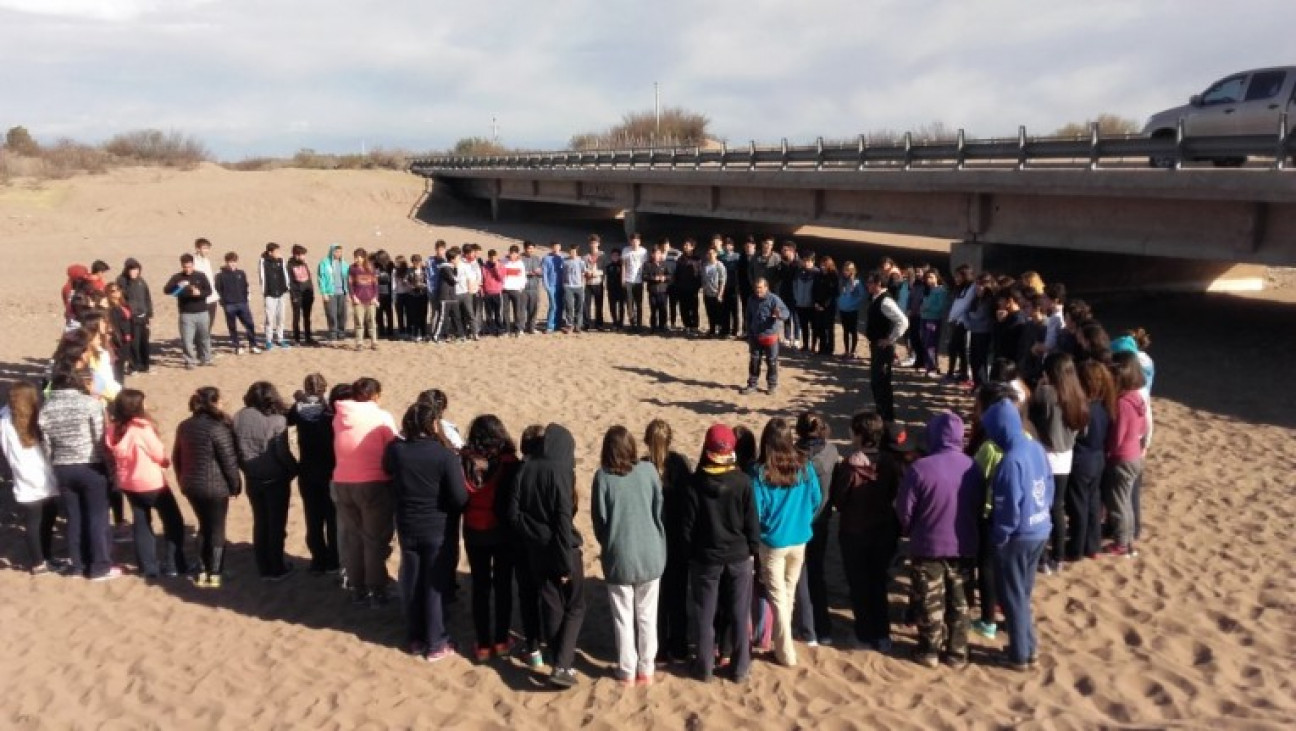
[2,235,1156,689]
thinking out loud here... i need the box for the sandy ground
[0,165,1293,729]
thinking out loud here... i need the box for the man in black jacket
[505,423,587,689]
[213,252,261,355]
[163,254,215,369]
[864,271,909,422]
[117,258,154,373]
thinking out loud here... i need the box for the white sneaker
[235,346,245,356]
[250,346,263,354]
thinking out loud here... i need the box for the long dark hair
[189,386,230,425]
[600,425,637,476]
[1078,359,1118,417]
[733,424,757,472]
[465,414,516,458]
[351,377,381,402]
[757,417,805,487]
[1042,353,1089,431]
[401,400,449,446]
[243,381,287,416]
[109,388,155,440]
[1112,351,1146,394]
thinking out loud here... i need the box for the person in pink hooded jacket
[332,377,399,605]
[1103,352,1148,558]
[106,389,190,577]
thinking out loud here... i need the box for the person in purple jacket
[894,411,983,668]
[983,397,1054,671]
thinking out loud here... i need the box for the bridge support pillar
[490,196,502,221]
[951,240,990,273]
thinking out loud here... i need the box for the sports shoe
[235,346,245,356]
[635,674,652,687]
[549,668,578,689]
[524,650,545,669]
[914,652,940,668]
[971,620,998,639]
[943,653,970,669]
[739,386,757,395]
[265,341,275,351]
[899,356,916,367]
[492,639,515,658]
[1105,543,1130,558]
[207,573,223,588]
[875,638,894,654]
[277,340,293,348]
[250,346,263,354]
[805,639,820,648]
[475,645,492,662]
[425,643,457,663]
[766,386,778,396]
[90,566,125,582]
[264,563,296,582]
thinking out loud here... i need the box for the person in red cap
[682,424,760,684]
[62,264,90,324]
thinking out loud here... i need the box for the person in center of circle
[740,277,790,396]
[592,425,666,687]
[751,417,821,667]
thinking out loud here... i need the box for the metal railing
[411,116,1294,174]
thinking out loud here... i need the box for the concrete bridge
[410,133,1296,277]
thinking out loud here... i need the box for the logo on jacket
[1031,478,1047,508]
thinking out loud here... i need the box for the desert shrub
[5,126,40,156]
[570,107,711,149]
[1055,114,1141,138]
[104,129,209,167]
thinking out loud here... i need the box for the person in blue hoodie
[316,244,350,341]
[541,242,565,333]
[894,411,983,668]
[982,397,1054,671]
[741,278,790,396]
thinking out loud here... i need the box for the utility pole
[654,82,661,143]
[491,115,499,144]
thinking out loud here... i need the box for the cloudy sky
[2,0,1292,159]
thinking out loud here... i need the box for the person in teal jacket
[317,244,351,341]
[918,270,948,377]
[751,417,821,668]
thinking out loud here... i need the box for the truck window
[1202,75,1246,105]
[1244,70,1287,101]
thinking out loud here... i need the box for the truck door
[1234,69,1290,135]
[1185,73,1248,136]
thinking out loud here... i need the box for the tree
[5,125,40,156]
[1054,114,1141,138]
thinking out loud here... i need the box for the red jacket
[463,452,519,532]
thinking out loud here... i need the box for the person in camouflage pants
[911,558,975,663]
[894,411,983,668]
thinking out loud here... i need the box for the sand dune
[0,165,1293,729]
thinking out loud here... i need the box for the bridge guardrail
[411,117,1294,174]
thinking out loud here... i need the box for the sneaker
[549,668,578,689]
[185,363,195,371]
[425,643,457,663]
[235,346,245,356]
[1105,543,1129,558]
[999,654,1031,672]
[493,639,516,658]
[475,645,492,662]
[265,341,275,351]
[805,639,820,648]
[818,636,834,647]
[635,673,652,687]
[524,650,545,669]
[250,346,263,354]
[766,386,778,396]
[738,386,757,395]
[277,340,293,348]
[194,572,211,587]
[264,563,296,583]
[90,566,125,582]
[914,652,940,668]
[199,360,214,367]
[943,653,970,669]
[971,620,998,640]
[208,573,222,588]
[899,356,916,367]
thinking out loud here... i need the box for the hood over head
[66,264,89,281]
[982,399,1024,451]
[538,423,575,471]
[925,411,965,454]
[329,244,344,258]
[123,258,142,273]
[1110,335,1138,355]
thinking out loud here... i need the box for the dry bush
[452,137,508,156]
[5,126,40,156]
[569,107,711,150]
[1055,114,1141,138]
[222,157,284,171]
[104,129,209,167]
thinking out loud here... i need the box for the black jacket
[384,435,467,543]
[672,254,703,292]
[117,260,153,320]
[213,267,250,306]
[643,261,671,295]
[505,424,582,578]
[681,465,760,565]
[287,397,335,479]
[653,451,693,554]
[172,413,242,500]
[164,271,213,314]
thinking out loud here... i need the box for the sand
[0,164,1293,729]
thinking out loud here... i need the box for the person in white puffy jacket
[0,382,63,574]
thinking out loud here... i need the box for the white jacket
[0,407,60,503]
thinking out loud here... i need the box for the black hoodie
[681,464,760,565]
[506,423,582,577]
[117,259,153,320]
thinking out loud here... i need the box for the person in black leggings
[173,386,242,588]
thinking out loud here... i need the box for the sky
[2,0,1293,160]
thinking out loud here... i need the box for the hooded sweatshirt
[681,463,760,565]
[287,256,314,298]
[799,438,840,524]
[1107,390,1148,463]
[232,407,298,485]
[462,450,520,541]
[331,399,398,483]
[830,449,900,540]
[983,400,1054,546]
[259,254,291,299]
[591,460,667,585]
[287,396,334,479]
[117,260,154,320]
[506,423,583,578]
[894,412,982,558]
[316,245,351,297]
[105,418,169,492]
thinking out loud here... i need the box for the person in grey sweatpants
[164,254,214,368]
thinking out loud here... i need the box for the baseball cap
[704,424,737,463]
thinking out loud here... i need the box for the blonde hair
[643,419,673,477]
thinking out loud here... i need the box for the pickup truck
[1142,66,1295,167]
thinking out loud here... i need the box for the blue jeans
[747,337,780,388]
[222,302,257,349]
[545,286,563,332]
[563,287,586,330]
[994,537,1047,663]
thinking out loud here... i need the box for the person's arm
[742,481,761,556]
[213,424,243,497]
[590,473,609,549]
[880,296,908,344]
[551,480,575,577]
[196,272,213,300]
[442,451,469,512]
[893,468,917,536]
[171,425,184,479]
[143,281,154,319]
[716,265,727,301]
[990,464,1021,547]
[141,424,170,469]
[270,422,298,477]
